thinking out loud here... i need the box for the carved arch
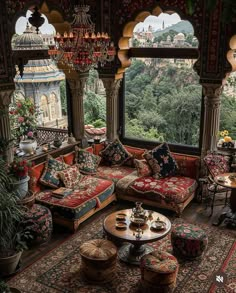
[116,5,199,79]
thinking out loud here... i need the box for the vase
[19,139,37,155]
[10,176,30,199]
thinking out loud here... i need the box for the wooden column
[201,83,222,157]
[0,88,14,162]
[101,78,121,142]
[67,76,88,147]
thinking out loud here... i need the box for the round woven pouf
[22,204,53,245]
[79,239,117,283]
[140,250,179,293]
[171,223,208,259]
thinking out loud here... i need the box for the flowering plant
[9,98,40,141]
[9,158,33,180]
[219,129,232,142]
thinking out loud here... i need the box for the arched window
[121,11,202,153]
[50,93,59,120]
[40,95,49,122]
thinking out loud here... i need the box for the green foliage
[92,119,106,128]
[220,92,236,137]
[84,90,106,125]
[9,98,40,141]
[60,80,67,115]
[0,280,10,293]
[125,58,202,146]
[0,159,30,253]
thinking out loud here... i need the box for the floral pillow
[75,147,101,175]
[99,139,133,167]
[143,142,178,179]
[40,156,69,188]
[58,165,83,189]
[134,159,152,177]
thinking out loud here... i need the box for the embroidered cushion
[75,147,101,175]
[203,153,230,177]
[134,159,152,177]
[58,165,83,189]
[40,156,69,188]
[100,139,133,167]
[144,142,178,179]
[171,223,208,259]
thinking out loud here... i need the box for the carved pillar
[101,78,121,142]
[201,83,222,157]
[67,76,88,147]
[0,88,14,162]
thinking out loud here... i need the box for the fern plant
[0,159,29,255]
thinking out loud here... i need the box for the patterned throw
[100,138,133,167]
[134,159,152,177]
[144,142,178,179]
[7,212,236,293]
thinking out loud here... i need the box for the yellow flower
[223,130,229,136]
[220,131,225,137]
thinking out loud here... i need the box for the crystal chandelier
[48,4,116,72]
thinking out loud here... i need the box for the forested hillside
[125,58,202,146]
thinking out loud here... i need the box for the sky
[15,11,181,35]
[134,13,181,32]
[15,10,55,35]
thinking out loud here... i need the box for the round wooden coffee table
[103,209,171,265]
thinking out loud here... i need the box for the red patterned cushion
[171,223,208,258]
[58,165,83,189]
[100,139,133,167]
[134,159,152,177]
[144,143,178,179]
[129,176,197,204]
[62,151,75,166]
[141,250,178,274]
[204,153,230,177]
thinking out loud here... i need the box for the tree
[60,80,67,115]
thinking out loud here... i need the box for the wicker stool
[171,223,208,259]
[22,204,53,245]
[79,239,117,283]
[140,250,179,293]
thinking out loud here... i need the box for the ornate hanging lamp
[48,3,116,72]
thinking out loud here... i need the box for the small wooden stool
[79,239,117,283]
[140,250,179,293]
[171,223,208,259]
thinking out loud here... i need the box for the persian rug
[7,210,236,293]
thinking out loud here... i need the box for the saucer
[116,215,126,221]
[115,222,127,229]
[151,220,166,230]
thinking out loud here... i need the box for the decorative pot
[0,251,22,277]
[53,136,62,148]
[10,176,30,199]
[19,139,37,154]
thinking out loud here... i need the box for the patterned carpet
[7,209,236,293]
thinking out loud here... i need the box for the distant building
[12,24,66,128]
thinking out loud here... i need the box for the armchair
[203,152,231,216]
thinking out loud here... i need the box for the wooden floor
[18,195,235,273]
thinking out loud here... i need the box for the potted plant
[0,159,31,276]
[9,98,39,154]
[8,158,33,199]
[0,279,21,293]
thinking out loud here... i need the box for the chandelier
[48,4,116,72]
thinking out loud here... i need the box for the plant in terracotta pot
[0,279,21,293]
[0,159,31,277]
[8,158,33,199]
[9,98,40,154]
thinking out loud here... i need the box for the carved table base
[118,243,154,265]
